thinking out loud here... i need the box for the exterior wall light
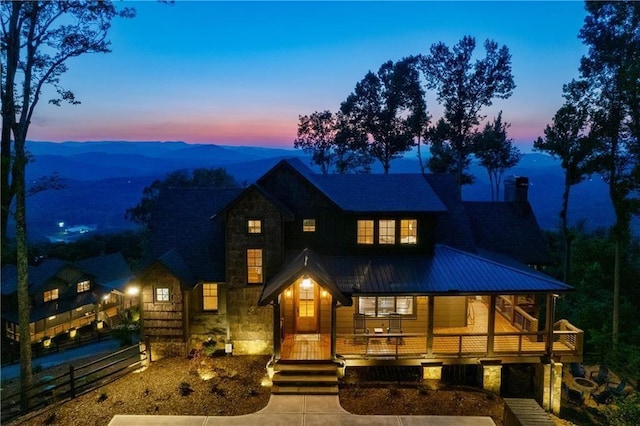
[127,286,140,296]
[301,275,312,290]
[285,289,292,298]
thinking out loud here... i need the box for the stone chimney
[504,176,529,213]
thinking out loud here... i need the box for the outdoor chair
[353,313,369,345]
[590,388,612,405]
[606,378,628,398]
[566,387,584,405]
[589,365,609,386]
[386,312,403,343]
[569,362,586,378]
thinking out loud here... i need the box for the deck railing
[336,323,583,360]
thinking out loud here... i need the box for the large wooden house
[138,158,582,408]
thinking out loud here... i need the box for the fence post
[69,365,75,398]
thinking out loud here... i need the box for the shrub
[97,392,108,402]
[179,382,193,396]
[202,338,217,356]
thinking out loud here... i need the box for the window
[303,219,316,232]
[44,289,59,302]
[378,220,396,244]
[357,296,415,317]
[77,280,90,293]
[155,287,170,302]
[247,249,263,284]
[298,281,314,317]
[357,220,374,244]
[203,283,218,311]
[400,219,417,245]
[247,219,262,234]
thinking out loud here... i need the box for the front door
[295,280,318,333]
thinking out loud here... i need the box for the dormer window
[77,280,90,293]
[378,220,396,244]
[247,219,262,234]
[400,219,417,245]
[303,219,316,232]
[357,220,374,245]
[44,289,59,302]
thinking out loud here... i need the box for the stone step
[274,363,338,375]
[272,374,338,385]
[272,385,339,395]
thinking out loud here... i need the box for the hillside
[11,141,624,243]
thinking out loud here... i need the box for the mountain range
[14,140,627,243]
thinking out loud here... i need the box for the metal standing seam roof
[316,245,571,295]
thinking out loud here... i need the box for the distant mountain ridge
[16,140,627,243]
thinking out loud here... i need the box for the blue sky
[28,1,588,150]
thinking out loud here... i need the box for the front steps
[271,361,339,395]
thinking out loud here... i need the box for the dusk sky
[28,1,588,151]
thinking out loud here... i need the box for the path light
[301,275,312,290]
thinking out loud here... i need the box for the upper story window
[400,219,417,245]
[303,219,316,232]
[378,220,396,244]
[358,296,415,317]
[77,280,90,293]
[203,283,218,311]
[247,219,262,234]
[155,287,170,303]
[247,248,263,284]
[357,220,374,245]
[44,289,59,302]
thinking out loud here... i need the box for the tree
[420,36,515,193]
[534,80,595,283]
[294,110,339,174]
[473,111,521,201]
[578,0,640,347]
[126,167,240,227]
[424,118,474,184]
[340,57,426,174]
[1,1,134,394]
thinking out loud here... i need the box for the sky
[28,1,589,151]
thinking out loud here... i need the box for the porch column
[480,360,502,394]
[331,299,337,359]
[487,295,496,356]
[545,294,556,358]
[427,296,435,357]
[534,361,562,415]
[273,297,281,359]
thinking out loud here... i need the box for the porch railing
[336,320,583,360]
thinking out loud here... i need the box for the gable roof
[145,187,242,285]
[259,248,351,306]
[75,252,132,291]
[267,159,447,213]
[464,202,552,265]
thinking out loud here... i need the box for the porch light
[127,286,140,296]
[285,289,292,298]
[322,290,327,298]
[301,275,312,290]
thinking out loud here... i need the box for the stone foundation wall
[148,340,185,361]
[534,362,562,415]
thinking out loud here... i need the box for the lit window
[248,219,262,234]
[379,220,396,244]
[357,296,414,317]
[155,287,170,302]
[303,219,316,232]
[357,220,374,244]
[44,289,59,302]
[298,281,314,317]
[247,249,263,284]
[400,219,417,245]
[77,280,90,293]
[203,283,218,311]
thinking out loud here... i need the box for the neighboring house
[139,159,582,409]
[1,252,133,344]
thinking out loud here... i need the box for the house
[137,159,582,411]
[1,252,134,344]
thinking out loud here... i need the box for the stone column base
[480,362,502,394]
[422,362,443,390]
[534,362,562,415]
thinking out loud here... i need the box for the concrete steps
[272,362,339,395]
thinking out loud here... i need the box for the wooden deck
[281,300,581,362]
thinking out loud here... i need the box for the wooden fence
[0,342,147,423]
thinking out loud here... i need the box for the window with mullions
[400,219,417,244]
[357,220,374,244]
[357,296,415,317]
[378,219,396,244]
[247,249,263,284]
[247,219,262,234]
[155,287,170,303]
[77,280,90,293]
[44,288,59,302]
[303,219,316,232]
[203,283,218,311]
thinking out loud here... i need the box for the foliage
[340,56,426,174]
[419,36,515,192]
[473,111,521,201]
[202,338,218,357]
[125,168,240,227]
[577,0,640,346]
[0,0,134,393]
[178,382,193,396]
[603,392,640,426]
